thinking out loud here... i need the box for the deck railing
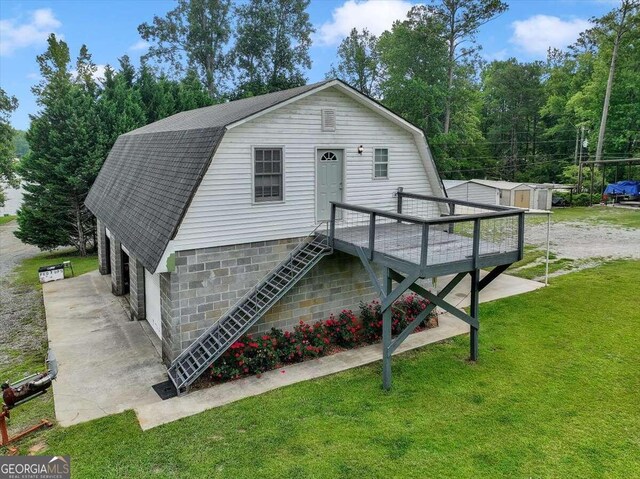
[329,190,525,274]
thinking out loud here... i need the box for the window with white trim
[254,148,283,202]
[374,148,388,179]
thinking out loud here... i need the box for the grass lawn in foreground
[0,214,16,225]
[24,260,639,478]
[0,249,98,442]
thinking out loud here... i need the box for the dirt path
[0,221,43,365]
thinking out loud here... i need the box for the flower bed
[208,295,436,384]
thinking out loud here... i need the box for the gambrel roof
[86,80,442,273]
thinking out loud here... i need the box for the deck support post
[469,269,480,361]
[382,267,393,391]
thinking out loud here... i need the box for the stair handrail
[169,226,331,370]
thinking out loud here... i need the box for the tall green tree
[138,0,233,99]
[378,6,449,137]
[98,58,147,148]
[233,0,313,98]
[327,28,381,97]
[0,88,19,206]
[480,59,545,180]
[0,90,19,207]
[593,0,637,162]
[428,0,508,134]
[16,34,104,255]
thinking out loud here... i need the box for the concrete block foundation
[158,238,379,365]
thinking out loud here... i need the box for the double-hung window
[254,148,283,202]
[374,148,389,179]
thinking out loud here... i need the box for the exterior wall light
[357,145,364,155]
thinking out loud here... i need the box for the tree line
[0,0,637,255]
[329,0,639,183]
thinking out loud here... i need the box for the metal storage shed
[527,183,554,210]
[443,179,500,206]
[469,180,533,208]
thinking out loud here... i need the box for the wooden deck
[327,192,524,278]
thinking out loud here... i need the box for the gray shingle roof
[86,80,332,273]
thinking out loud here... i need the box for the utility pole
[578,126,587,191]
[595,0,633,162]
[574,127,580,165]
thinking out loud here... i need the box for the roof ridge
[125,79,335,136]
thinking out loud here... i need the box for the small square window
[254,148,283,202]
[374,148,388,179]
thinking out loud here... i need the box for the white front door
[316,149,343,221]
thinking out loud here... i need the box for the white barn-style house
[87,80,525,393]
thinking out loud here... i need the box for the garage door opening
[122,250,130,295]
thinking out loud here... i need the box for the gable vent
[321,109,336,132]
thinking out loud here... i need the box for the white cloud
[129,39,149,52]
[71,64,108,83]
[484,49,508,62]
[315,0,413,46]
[510,15,591,58]
[0,8,62,56]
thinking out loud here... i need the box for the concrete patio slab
[135,313,469,430]
[442,271,544,309]
[44,270,167,427]
[44,267,543,429]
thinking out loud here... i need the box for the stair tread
[168,238,331,391]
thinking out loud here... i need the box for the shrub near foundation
[209,296,435,384]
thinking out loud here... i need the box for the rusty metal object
[2,373,53,409]
[0,350,57,450]
[1,405,53,450]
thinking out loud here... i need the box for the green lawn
[13,249,99,287]
[0,214,16,225]
[12,260,637,477]
[0,249,98,443]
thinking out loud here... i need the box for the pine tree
[16,35,103,255]
[98,57,147,147]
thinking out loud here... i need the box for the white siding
[169,87,436,253]
[145,270,162,339]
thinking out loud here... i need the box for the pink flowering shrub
[209,295,435,384]
[324,310,361,348]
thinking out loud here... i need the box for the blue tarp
[604,180,640,196]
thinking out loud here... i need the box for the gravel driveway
[0,221,43,366]
[525,220,640,261]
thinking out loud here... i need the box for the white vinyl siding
[144,270,162,339]
[374,148,389,179]
[167,87,437,253]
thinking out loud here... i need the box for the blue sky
[1,0,615,130]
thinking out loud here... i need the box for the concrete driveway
[44,270,167,427]
[44,267,543,429]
